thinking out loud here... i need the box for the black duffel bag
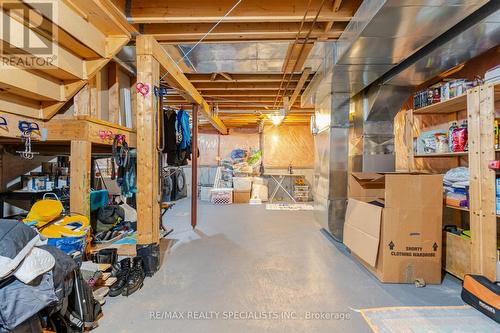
[461,274,500,323]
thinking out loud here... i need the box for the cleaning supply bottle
[448,122,458,152]
[495,119,499,149]
[461,120,469,151]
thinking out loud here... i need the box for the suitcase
[461,274,500,323]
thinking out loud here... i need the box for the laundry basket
[210,188,233,205]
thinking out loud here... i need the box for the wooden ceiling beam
[164,96,304,103]
[193,82,299,91]
[185,73,313,83]
[287,68,312,109]
[141,22,343,42]
[333,0,344,12]
[127,0,354,24]
[63,0,136,36]
[282,42,315,73]
[137,35,227,134]
[166,90,296,97]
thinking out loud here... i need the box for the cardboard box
[344,173,443,284]
[348,172,386,202]
[233,191,251,204]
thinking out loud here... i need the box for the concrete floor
[96,199,464,333]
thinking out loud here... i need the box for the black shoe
[123,257,145,296]
[109,258,131,297]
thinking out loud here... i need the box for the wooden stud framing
[70,140,92,218]
[108,63,121,124]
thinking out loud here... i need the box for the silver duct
[305,0,489,239]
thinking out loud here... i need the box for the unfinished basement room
[1,0,500,332]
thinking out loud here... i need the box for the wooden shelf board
[446,204,500,218]
[413,93,467,115]
[414,152,468,158]
[446,205,469,212]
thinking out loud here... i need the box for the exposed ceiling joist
[287,67,312,110]
[193,82,300,91]
[167,90,296,97]
[127,0,354,24]
[185,73,313,83]
[282,42,315,72]
[333,0,344,12]
[142,22,344,42]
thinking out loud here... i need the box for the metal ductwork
[366,0,500,121]
[305,0,492,239]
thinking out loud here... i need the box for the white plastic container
[233,177,252,191]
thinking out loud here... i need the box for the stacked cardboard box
[233,177,252,204]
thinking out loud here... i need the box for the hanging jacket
[176,110,191,150]
[163,110,177,153]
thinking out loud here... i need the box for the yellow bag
[23,199,64,227]
[40,215,90,238]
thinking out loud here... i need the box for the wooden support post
[469,85,497,281]
[136,54,161,244]
[191,104,198,229]
[405,109,415,172]
[70,140,92,218]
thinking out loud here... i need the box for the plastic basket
[294,185,309,192]
[211,188,233,205]
[46,231,88,255]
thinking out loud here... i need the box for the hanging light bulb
[268,113,284,126]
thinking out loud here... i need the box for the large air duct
[304,0,492,239]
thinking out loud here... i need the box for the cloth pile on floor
[0,219,101,332]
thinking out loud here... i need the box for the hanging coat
[176,110,191,150]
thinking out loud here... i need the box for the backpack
[65,269,102,331]
[94,205,125,233]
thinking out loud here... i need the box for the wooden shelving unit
[406,82,499,281]
[414,152,468,158]
[413,93,468,115]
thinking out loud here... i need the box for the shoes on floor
[109,256,145,297]
[109,258,131,297]
[124,256,145,297]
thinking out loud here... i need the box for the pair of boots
[109,257,145,297]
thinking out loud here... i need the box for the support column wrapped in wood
[136,54,161,244]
